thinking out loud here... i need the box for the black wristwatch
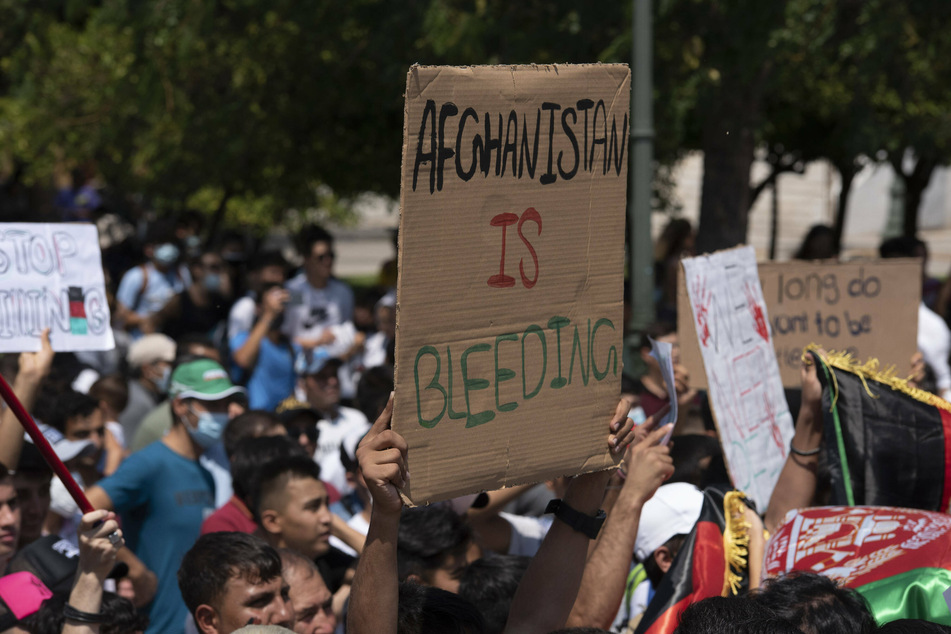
[545,498,606,540]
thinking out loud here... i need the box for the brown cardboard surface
[679,258,922,389]
[395,64,630,504]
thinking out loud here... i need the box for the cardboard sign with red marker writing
[394,64,630,504]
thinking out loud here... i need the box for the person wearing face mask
[117,334,176,442]
[86,357,245,634]
[152,251,234,341]
[115,224,191,338]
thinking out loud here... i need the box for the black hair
[668,435,731,489]
[174,334,217,360]
[643,534,687,587]
[457,554,530,634]
[230,435,306,504]
[88,374,130,414]
[251,454,323,522]
[15,442,53,479]
[21,591,149,634]
[794,224,838,261]
[673,596,798,634]
[356,365,394,422]
[223,410,283,460]
[143,219,176,247]
[637,321,677,351]
[397,581,486,634]
[250,250,289,273]
[47,390,99,433]
[879,235,925,259]
[178,532,282,617]
[298,224,335,257]
[750,571,876,634]
[877,620,951,633]
[549,629,613,634]
[397,505,473,582]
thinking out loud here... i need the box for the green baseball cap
[170,358,245,401]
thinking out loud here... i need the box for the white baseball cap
[634,482,704,562]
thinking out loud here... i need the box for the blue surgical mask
[203,273,222,293]
[154,243,180,265]
[186,406,229,449]
[155,366,171,394]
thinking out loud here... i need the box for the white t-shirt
[49,472,87,548]
[329,512,370,557]
[500,512,553,557]
[282,274,355,342]
[919,303,951,401]
[314,406,371,496]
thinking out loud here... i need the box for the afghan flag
[765,506,951,625]
[809,347,951,512]
[634,489,763,634]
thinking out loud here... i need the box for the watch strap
[545,498,606,540]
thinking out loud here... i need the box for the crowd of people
[0,208,948,634]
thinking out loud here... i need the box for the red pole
[0,373,94,514]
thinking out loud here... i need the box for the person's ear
[405,573,424,586]
[260,508,282,536]
[654,545,675,575]
[194,604,219,634]
[171,397,189,421]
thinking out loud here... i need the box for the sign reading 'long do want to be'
[395,65,630,504]
[0,223,114,353]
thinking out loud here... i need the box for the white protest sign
[681,245,793,509]
[0,223,114,352]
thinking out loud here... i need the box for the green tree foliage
[0,0,429,227]
[4,0,951,240]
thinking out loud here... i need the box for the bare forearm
[765,409,822,533]
[0,372,44,469]
[63,572,104,634]
[232,317,272,369]
[331,515,366,556]
[348,510,400,634]
[505,471,611,634]
[566,499,644,628]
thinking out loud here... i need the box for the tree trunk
[695,99,758,254]
[832,162,856,252]
[204,188,232,248]
[902,156,938,238]
[769,179,779,260]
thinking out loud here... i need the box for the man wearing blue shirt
[87,358,245,634]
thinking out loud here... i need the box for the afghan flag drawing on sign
[765,506,951,625]
[68,286,88,335]
[808,347,951,512]
[634,489,764,634]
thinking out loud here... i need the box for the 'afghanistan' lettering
[412,100,628,193]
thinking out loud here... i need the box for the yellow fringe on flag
[802,344,951,414]
[722,491,751,596]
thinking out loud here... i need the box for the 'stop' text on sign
[395,65,630,504]
[0,223,114,353]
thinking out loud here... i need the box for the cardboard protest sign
[679,258,922,388]
[0,223,114,352]
[681,246,794,509]
[395,64,630,504]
